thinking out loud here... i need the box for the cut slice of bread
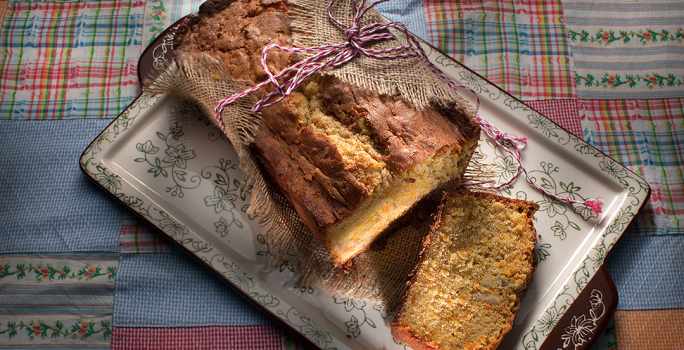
[392,189,539,350]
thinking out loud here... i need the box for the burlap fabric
[288,0,469,111]
[144,0,486,308]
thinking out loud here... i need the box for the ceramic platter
[81,20,649,350]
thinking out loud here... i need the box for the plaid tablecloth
[1,0,683,349]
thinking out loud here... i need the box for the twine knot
[345,25,361,41]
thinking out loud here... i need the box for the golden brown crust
[252,83,480,255]
[392,189,539,350]
[392,324,441,350]
[297,125,368,208]
[251,94,367,234]
[174,0,293,91]
[320,75,477,172]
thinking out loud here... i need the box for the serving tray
[81,19,649,350]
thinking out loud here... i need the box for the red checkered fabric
[524,99,582,138]
[615,309,684,350]
[111,325,291,350]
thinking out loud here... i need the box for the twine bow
[213,0,603,216]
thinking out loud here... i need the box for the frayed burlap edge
[144,54,306,266]
[143,1,496,309]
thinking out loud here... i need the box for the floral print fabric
[563,0,684,99]
[0,253,118,349]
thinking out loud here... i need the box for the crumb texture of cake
[173,0,481,266]
[392,190,539,350]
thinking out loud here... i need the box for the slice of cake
[392,190,539,350]
[173,0,481,266]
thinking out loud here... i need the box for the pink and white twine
[213,0,603,215]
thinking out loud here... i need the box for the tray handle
[539,265,618,350]
[137,20,184,90]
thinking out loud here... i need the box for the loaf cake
[173,0,481,266]
[392,190,539,350]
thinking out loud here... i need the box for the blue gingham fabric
[0,120,125,254]
[606,235,684,310]
[113,253,276,327]
[376,0,429,42]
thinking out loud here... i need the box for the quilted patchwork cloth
[579,98,684,235]
[0,120,126,254]
[119,216,175,253]
[113,253,275,327]
[1,0,683,349]
[606,235,684,310]
[614,309,684,349]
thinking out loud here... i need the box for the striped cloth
[142,0,202,45]
[563,0,684,99]
[0,0,144,119]
[0,0,6,29]
[425,0,577,100]
[0,252,118,349]
[579,98,684,235]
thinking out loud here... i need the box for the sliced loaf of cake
[173,0,481,266]
[392,189,539,350]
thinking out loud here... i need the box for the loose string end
[583,197,604,216]
[508,135,528,151]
